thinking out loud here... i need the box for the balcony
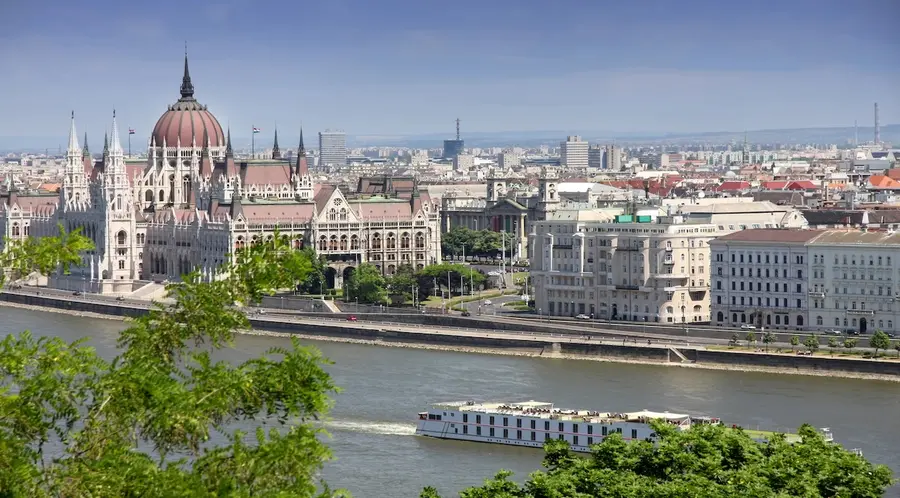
[656,273,688,279]
[552,244,573,250]
[807,291,825,298]
[615,284,639,291]
[846,309,874,316]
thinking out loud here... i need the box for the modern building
[498,152,521,170]
[604,145,622,171]
[588,145,605,170]
[443,139,465,159]
[318,130,347,168]
[560,136,589,171]
[0,54,442,294]
[710,228,900,335]
[528,205,807,320]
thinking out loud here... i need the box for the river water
[2,306,899,497]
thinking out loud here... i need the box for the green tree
[344,262,387,304]
[894,341,900,358]
[790,335,800,352]
[745,331,756,348]
[425,422,894,497]
[762,331,775,353]
[828,337,840,356]
[473,230,502,261]
[230,229,314,304]
[0,236,346,497]
[0,223,94,286]
[870,330,891,357]
[729,333,739,347]
[296,247,327,294]
[844,337,858,354]
[419,263,486,297]
[804,335,819,353]
[386,264,418,301]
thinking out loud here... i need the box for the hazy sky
[1,0,898,143]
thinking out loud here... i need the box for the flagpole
[251,125,255,158]
[128,130,131,157]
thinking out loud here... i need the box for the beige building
[528,203,807,321]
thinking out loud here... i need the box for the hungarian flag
[128,128,135,135]
[252,127,261,134]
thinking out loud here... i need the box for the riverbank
[3,298,900,383]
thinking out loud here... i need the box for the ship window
[544,421,550,431]
[573,424,579,433]
[602,426,608,436]
[489,428,495,437]
[489,416,494,425]
[516,419,522,428]
[476,415,481,424]
[558,422,564,432]
[588,436,593,445]
[503,417,508,427]
[558,434,564,440]
[463,426,468,434]
[476,427,481,436]
[516,430,522,439]
[530,420,536,430]
[531,432,536,441]
[573,435,579,446]
[545,433,551,441]
[503,429,508,439]
[588,425,593,434]
[616,428,622,434]
[463,414,468,423]
[631,429,638,439]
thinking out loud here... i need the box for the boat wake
[321,419,417,436]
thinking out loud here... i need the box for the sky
[0,0,898,145]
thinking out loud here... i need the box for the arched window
[319,236,327,251]
[339,235,348,251]
[816,316,823,326]
[386,233,396,249]
[716,311,724,322]
[665,306,673,314]
[115,195,123,210]
[159,189,166,203]
[387,264,396,275]
[796,315,803,326]
[145,190,153,202]
[183,175,191,202]
[740,313,746,323]
[117,230,127,245]
[339,208,347,221]
[401,232,410,249]
[732,313,737,323]
[11,223,19,237]
[784,316,790,326]
[834,317,839,326]
[775,315,781,325]
[329,235,338,251]
[415,232,425,249]
[889,320,894,330]
[350,235,359,250]
[329,208,337,221]
[372,234,382,249]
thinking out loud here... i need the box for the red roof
[713,181,750,192]
[761,181,789,190]
[785,180,818,191]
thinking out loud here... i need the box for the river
[2,306,899,497]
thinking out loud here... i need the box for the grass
[711,344,900,360]
[422,289,518,310]
[744,429,800,443]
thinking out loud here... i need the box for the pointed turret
[82,132,90,158]
[225,127,233,156]
[180,48,194,100]
[103,131,109,158]
[411,176,423,212]
[67,111,79,153]
[295,128,308,176]
[272,128,281,159]
[109,110,123,156]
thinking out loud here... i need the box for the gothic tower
[294,129,314,201]
[538,166,559,213]
[62,111,89,210]
[486,167,507,204]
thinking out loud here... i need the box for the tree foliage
[0,223,94,286]
[343,262,387,304]
[441,226,504,261]
[424,422,894,498]
[0,230,346,497]
[870,330,891,357]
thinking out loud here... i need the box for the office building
[588,145,605,169]
[604,145,622,171]
[560,136,589,170]
[318,130,347,168]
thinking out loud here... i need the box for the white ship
[415,400,833,453]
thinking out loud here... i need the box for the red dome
[150,54,225,148]
[152,104,225,148]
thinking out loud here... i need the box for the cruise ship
[415,400,833,453]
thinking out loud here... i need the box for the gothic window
[350,235,359,250]
[116,195,123,210]
[387,233,396,249]
[183,175,191,201]
[329,235,338,251]
[159,190,165,203]
[145,190,153,202]
[117,231,127,245]
[340,235,348,251]
[75,193,81,203]
[372,233,382,249]
[415,232,425,249]
[118,260,125,270]
[401,232,410,249]
[235,236,246,251]
[23,225,30,236]
[12,223,20,237]
[329,208,337,221]
[339,208,347,221]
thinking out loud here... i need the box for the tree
[729,333,739,347]
[828,337,840,356]
[0,234,346,497]
[419,263,486,296]
[844,337,858,354]
[745,331,756,348]
[762,331,775,353]
[344,262,387,304]
[473,230,502,261]
[870,330,891,357]
[0,222,94,286]
[296,247,327,294]
[895,341,900,358]
[790,335,800,352]
[425,422,894,497]
[804,335,819,353]
[229,229,315,304]
[386,264,418,301]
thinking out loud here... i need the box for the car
[483,300,492,306]
[461,311,472,317]
[73,291,82,296]
[886,332,897,338]
[740,324,756,330]
[575,314,590,320]
[116,296,126,301]
[847,330,861,336]
[825,330,843,336]
[346,315,358,321]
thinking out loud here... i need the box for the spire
[67,111,79,152]
[109,109,124,156]
[82,132,89,157]
[180,44,194,100]
[272,127,281,159]
[225,127,233,156]
[298,127,305,155]
[103,131,109,157]
[295,129,309,177]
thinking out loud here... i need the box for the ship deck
[432,400,692,425]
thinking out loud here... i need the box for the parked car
[73,291,82,296]
[886,332,897,338]
[575,314,590,320]
[116,296,126,301]
[740,324,756,330]
[346,315,358,321]
[825,330,843,336]
[461,311,472,317]
[483,300,492,306]
[847,330,861,336]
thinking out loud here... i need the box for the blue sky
[1,0,898,144]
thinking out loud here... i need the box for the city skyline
[1,0,898,142]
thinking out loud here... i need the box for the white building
[498,152,521,170]
[560,136,589,171]
[0,55,442,294]
[529,205,808,321]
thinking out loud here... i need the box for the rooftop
[431,400,691,424]
[713,228,825,244]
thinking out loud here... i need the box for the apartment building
[709,230,822,331]
[529,205,806,323]
[560,136,589,170]
[710,229,900,334]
